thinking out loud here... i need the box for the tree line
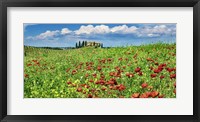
[75,41,103,48]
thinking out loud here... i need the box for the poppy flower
[87,66,93,70]
[85,73,89,77]
[160,75,165,79]
[170,74,176,79]
[131,93,140,98]
[77,87,82,92]
[24,74,28,78]
[135,67,141,72]
[84,85,90,89]
[92,73,97,78]
[27,63,32,67]
[146,58,153,61]
[118,57,123,61]
[150,91,159,98]
[166,68,175,72]
[109,72,114,76]
[67,81,72,85]
[107,58,112,62]
[101,87,106,91]
[173,89,176,94]
[97,66,102,71]
[89,79,94,83]
[118,84,126,91]
[151,74,157,78]
[88,94,93,98]
[174,82,176,87]
[154,69,161,73]
[155,62,159,65]
[72,70,77,75]
[126,73,134,78]
[141,83,148,88]
[139,93,148,98]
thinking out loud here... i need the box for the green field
[24,43,176,98]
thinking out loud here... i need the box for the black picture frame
[0,0,199,122]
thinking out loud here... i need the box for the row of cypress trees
[75,41,88,48]
[75,41,103,48]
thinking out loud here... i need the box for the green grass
[24,43,176,98]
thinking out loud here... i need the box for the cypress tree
[85,41,87,46]
[79,41,81,48]
[75,43,78,48]
[82,41,85,47]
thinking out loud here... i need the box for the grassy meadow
[24,43,176,98]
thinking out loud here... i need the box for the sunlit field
[24,43,176,98]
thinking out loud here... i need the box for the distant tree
[75,43,78,48]
[101,43,103,48]
[85,41,87,46]
[79,41,81,48]
[82,41,85,47]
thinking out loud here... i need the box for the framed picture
[0,0,199,121]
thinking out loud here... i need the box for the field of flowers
[24,43,176,98]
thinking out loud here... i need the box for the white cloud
[26,24,176,41]
[36,30,60,40]
[110,25,138,34]
[75,24,138,35]
[75,25,110,35]
[135,24,176,37]
[61,28,72,35]
[147,33,160,37]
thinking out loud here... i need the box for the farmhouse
[86,41,101,47]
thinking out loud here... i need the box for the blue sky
[24,24,176,47]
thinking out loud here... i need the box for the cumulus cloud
[110,25,138,34]
[26,24,176,41]
[36,30,60,40]
[136,24,176,37]
[75,25,110,35]
[61,28,72,35]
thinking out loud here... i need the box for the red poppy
[85,73,89,77]
[117,84,126,91]
[27,63,32,67]
[89,79,94,83]
[131,93,140,98]
[170,74,176,79]
[151,74,157,78]
[67,81,72,85]
[166,68,175,72]
[24,74,28,78]
[154,69,161,73]
[174,82,176,87]
[88,94,93,98]
[141,83,148,88]
[101,87,106,91]
[118,57,123,61]
[160,75,165,79]
[173,89,176,94]
[150,91,159,98]
[72,70,77,75]
[135,67,141,72]
[97,66,102,71]
[139,93,148,98]
[77,87,82,92]
[126,72,134,78]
